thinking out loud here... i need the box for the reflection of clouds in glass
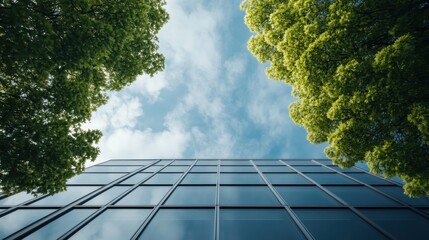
[0,192,36,206]
[31,186,99,206]
[24,209,95,240]
[116,186,171,205]
[67,173,125,184]
[70,209,151,240]
[84,187,129,205]
[139,209,214,240]
[0,209,54,239]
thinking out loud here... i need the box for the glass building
[0,159,428,240]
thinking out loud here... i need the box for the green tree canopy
[0,0,168,195]
[242,0,429,196]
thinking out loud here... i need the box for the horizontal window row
[1,207,428,240]
[3,185,428,208]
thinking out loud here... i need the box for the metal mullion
[215,159,220,240]
[130,159,198,240]
[57,159,175,240]
[280,160,396,240]
[6,159,161,240]
[313,160,429,220]
[249,160,315,240]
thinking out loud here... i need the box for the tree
[0,0,168,195]
[241,0,429,196]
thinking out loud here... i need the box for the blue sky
[85,0,327,165]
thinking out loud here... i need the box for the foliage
[0,0,168,195]
[242,0,429,196]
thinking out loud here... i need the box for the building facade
[0,159,428,239]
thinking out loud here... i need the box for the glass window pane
[326,186,400,206]
[282,160,315,165]
[85,166,140,172]
[115,186,170,205]
[143,173,182,184]
[191,166,217,172]
[375,186,429,207]
[32,186,99,206]
[221,166,256,172]
[0,192,37,206]
[0,209,55,239]
[67,173,125,185]
[306,173,359,185]
[142,166,163,172]
[295,209,386,240]
[120,173,152,185]
[161,166,189,172]
[220,173,264,185]
[346,173,393,185]
[84,186,129,205]
[196,160,218,165]
[24,209,96,240]
[276,186,340,206]
[139,209,214,240]
[221,160,250,165]
[165,186,215,205]
[264,173,312,185]
[171,160,194,165]
[253,160,281,165]
[220,186,280,206]
[99,160,154,166]
[329,166,364,173]
[360,209,429,240]
[293,166,332,172]
[257,166,293,172]
[181,173,217,185]
[220,209,305,240]
[70,209,151,240]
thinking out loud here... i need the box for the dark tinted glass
[326,186,400,206]
[220,186,280,206]
[0,192,37,206]
[181,173,217,184]
[220,209,305,240]
[306,173,358,185]
[375,186,429,207]
[24,209,95,240]
[120,173,152,184]
[346,173,392,185]
[143,173,182,184]
[293,166,332,172]
[329,166,363,173]
[253,160,281,165]
[84,186,129,205]
[283,160,315,165]
[85,166,140,172]
[139,209,214,240]
[31,186,99,206]
[115,186,170,205]
[276,186,340,206]
[165,186,215,205]
[264,173,311,185]
[295,209,386,240]
[220,173,264,184]
[360,209,429,240]
[70,209,151,240]
[67,173,125,184]
[257,166,293,172]
[0,209,55,239]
